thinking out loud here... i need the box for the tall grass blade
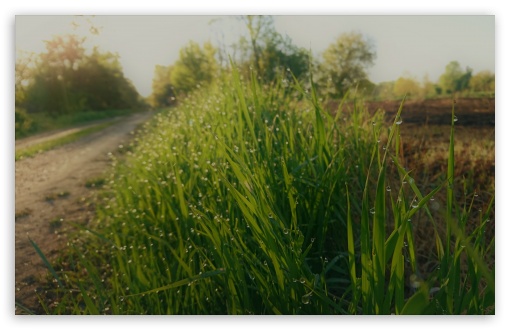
[28,237,64,288]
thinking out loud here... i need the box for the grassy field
[26,69,495,315]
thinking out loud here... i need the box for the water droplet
[372,121,376,126]
[396,116,403,125]
[311,237,315,243]
[283,228,289,235]
[430,198,435,201]
[453,116,458,122]
[299,277,306,284]
[407,219,411,222]
[301,293,311,305]
[386,185,391,192]
[370,207,375,215]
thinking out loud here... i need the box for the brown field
[332,97,495,277]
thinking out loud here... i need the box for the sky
[15,15,494,97]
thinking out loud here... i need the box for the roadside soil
[14,111,155,314]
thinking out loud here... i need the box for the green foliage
[235,15,311,85]
[393,76,421,99]
[170,41,218,96]
[470,70,495,95]
[20,35,145,116]
[149,65,176,108]
[258,34,310,84]
[318,32,376,99]
[15,107,37,138]
[438,61,472,95]
[32,68,493,315]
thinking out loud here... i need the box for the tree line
[15,34,147,137]
[16,15,495,136]
[149,16,495,108]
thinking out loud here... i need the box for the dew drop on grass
[370,208,375,215]
[386,185,391,192]
[300,277,306,284]
[283,228,289,235]
[311,237,315,243]
[396,116,403,125]
[454,116,458,122]
[301,293,311,305]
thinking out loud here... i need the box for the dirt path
[14,111,155,314]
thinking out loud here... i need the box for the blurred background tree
[469,70,495,96]
[235,15,311,84]
[169,41,219,97]
[18,34,145,117]
[317,32,376,99]
[149,65,176,108]
[438,60,472,95]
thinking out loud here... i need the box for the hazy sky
[16,15,494,97]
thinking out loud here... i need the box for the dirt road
[14,111,155,314]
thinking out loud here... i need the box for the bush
[15,108,36,138]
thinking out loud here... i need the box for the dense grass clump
[31,68,494,315]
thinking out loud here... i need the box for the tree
[75,48,144,110]
[421,74,438,99]
[22,34,144,115]
[15,51,36,107]
[27,35,87,115]
[470,70,495,94]
[318,32,376,98]
[228,15,311,84]
[393,76,421,98]
[258,33,310,84]
[438,61,472,95]
[170,41,218,96]
[238,15,272,77]
[373,81,395,100]
[150,65,176,108]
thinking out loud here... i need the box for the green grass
[17,108,142,140]
[15,122,114,161]
[85,177,107,189]
[27,68,494,315]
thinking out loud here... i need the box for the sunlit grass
[27,68,494,315]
